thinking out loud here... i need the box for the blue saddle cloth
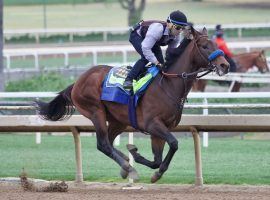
[101,65,159,129]
[101,66,131,104]
[101,65,159,106]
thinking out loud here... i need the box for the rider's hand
[156,63,164,70]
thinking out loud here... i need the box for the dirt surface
[1,181,270,200]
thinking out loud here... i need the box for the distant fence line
[4,22,270,43]
[3,41,270,70]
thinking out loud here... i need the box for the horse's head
[255,50,269,73]
[189,27,230,76]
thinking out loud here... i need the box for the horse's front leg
[146,119,178,183]
[127,135,165,169]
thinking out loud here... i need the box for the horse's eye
[202,45,208,49]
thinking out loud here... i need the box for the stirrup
[123,79,133,89]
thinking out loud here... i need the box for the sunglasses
[172,24,184,31]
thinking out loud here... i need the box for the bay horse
[193,50,269,92]
[35,27,229,183]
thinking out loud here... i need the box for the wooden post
[190,126,203,186]
[70,126,83,183]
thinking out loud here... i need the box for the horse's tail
[35,84,75,121]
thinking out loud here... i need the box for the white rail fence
[1,91,270,147]
[4,22,270,43]
[1,92,270,186]
[3,41,270,70]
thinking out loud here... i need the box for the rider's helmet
[167,10,188,30]
[215,24,224,38]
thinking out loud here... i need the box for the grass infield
[0,134,269,185]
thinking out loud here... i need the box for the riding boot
[123,77,133,89]
[123,59,147,89]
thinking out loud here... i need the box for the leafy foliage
[5,73,75,92]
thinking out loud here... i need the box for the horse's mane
[165,38,191,67]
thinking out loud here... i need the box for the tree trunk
[119,0,146,26]
[0,0,4,91]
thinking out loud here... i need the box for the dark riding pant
[127,31,164,80]
[226,56,237,72]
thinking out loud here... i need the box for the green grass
[0,134,269,185]
[4,1,270,30]
[4,0,109,6]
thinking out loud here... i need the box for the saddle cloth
[101,65,159,105]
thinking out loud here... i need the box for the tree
[118,0,146,26]
[0,0,4,91]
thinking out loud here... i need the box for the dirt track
[1,181,270,200]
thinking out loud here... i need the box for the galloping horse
[193,50,269,92]
[35,27,229,183]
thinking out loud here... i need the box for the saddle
[101,65,159,105]
[100,64,160,129]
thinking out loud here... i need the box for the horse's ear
[184,25,195,40]
[202,27,208,35]
[261,49,265,55]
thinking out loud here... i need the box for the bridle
[162,35,224,79]
[159,34,225,108]
[255,53,269,73]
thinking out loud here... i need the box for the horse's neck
[168,43,194,74]
[164,44,195,98]
[235,52,256,71]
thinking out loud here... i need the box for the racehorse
[192,50,269,92]
[35,27,229,183]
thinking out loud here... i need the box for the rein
[159,35,224,108]
[162,35,223,79]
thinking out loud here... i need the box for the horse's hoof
[151,171,162,183]
[120,168,128,179]
[128,167,139,181]
[126,144,138,152]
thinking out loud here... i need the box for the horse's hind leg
[93,111,125,167]
[93,111,138,180]
[108,120,129,161]
[107,119,138,179]
[127,135,165,169]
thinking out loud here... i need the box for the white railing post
[4,55,10,70]
[238,28,242,38]
[64,52,69,67]
[34,53,39,70]
[92,51,97,65]
[35,33,39,44]
[122,50,127,63]
[69,33,73,43]
[128,132,134,184]
[36,132,41,144]
[203,98,209,147]
[103,31,108,42]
